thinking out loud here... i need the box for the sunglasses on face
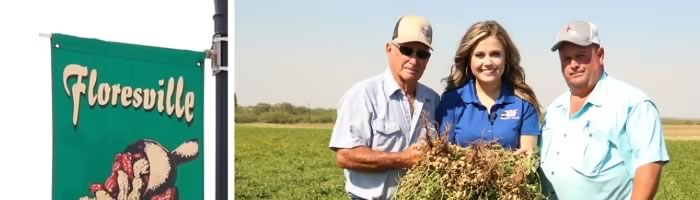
[392,43,431,59]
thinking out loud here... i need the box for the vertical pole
[213,0,228,199]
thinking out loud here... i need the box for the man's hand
[399,143,425,168]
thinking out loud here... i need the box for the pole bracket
[206,35,228,75]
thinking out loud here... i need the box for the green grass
[235,125,346,200]
[235,125,700,200]
[657,140,700,200]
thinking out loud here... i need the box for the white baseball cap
[551,20,600,52]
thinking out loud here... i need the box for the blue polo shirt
[436,79,540,149]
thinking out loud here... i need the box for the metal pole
[213,0,228,199]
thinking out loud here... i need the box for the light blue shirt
[539,72,670,200]
[329,69,440,200]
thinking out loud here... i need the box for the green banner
[51,34,205,200]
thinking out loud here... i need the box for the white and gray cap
[551,20,600,52]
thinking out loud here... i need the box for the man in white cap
[539,20,670,200]
[328,15,440,200]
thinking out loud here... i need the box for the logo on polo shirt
[500,109,520,120]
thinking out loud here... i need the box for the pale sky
[0,0,232,199]
[236,0,700,119]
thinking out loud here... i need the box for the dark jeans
[348,192,368,200]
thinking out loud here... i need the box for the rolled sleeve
[520,102,541,135]
[329,90,373,151]
[626,100,670,171]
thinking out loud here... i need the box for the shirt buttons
[556,151,559,155]
[551,171,555,175]
[563,133,567,137]
[589,133,592,137]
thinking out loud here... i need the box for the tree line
[233,96,698,125]
[235,102,336,124]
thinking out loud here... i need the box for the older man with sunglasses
[329,15,440,200]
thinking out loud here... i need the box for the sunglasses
[391,43,431,59]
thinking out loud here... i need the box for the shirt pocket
[569,129,621,177]
[371,120,402,150]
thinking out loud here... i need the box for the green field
[235,124,700,200]
[656,140,700,199]
[234,125,345,200]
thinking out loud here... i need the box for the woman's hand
[517,135,538,157]
[514,147,533,157]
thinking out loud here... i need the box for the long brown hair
[444,20,542,116]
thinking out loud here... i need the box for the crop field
[235,124,700,200]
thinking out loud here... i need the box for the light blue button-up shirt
[329,69,440,200]
[539,72,670,200]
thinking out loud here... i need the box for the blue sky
[235,0,700,119]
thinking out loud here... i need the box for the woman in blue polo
[436,21,542,154]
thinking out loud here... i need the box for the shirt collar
[553,72,608,108]
[381,68,435,104]
[458,79,516,105]
[585,72,608,107]
[382,68,401,98]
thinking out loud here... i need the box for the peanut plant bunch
[395,116,544,200]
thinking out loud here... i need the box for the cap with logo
[551,20,600,52]
[392,15,433,50]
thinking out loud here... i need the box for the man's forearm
[631,162,664,200]
[335,146,406,172]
